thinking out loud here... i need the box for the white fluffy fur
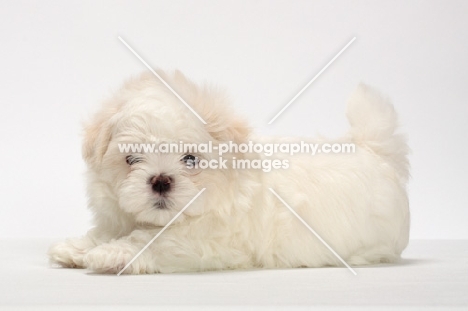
[48,70,410,274]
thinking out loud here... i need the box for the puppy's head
[82,70,250,226]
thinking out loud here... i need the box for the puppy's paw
[48,238,94,268]
[84,243,141,274]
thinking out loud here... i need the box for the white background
[0,0,467,240]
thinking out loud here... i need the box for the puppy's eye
[181,154,198,164]
[126,155,142,165]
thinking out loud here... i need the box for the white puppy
[48,70,410,274]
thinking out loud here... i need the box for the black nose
[150,175,172,194]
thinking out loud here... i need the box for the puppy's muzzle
[150,174,172,194]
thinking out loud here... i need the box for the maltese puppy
[49,70,409,274]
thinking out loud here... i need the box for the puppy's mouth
[153,199,168,209]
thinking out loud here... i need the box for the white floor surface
[0,239,467,310]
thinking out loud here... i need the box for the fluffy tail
[346,83,410,181]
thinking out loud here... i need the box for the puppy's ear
[171,70,251,144]
[82,108,119,166]
[204,112,250,144]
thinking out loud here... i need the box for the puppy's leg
[84,228,249,274]
[83,229,155,274]
[48,231,100,268]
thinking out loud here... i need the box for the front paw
[48,239,92,268]
[84,243,141,274]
